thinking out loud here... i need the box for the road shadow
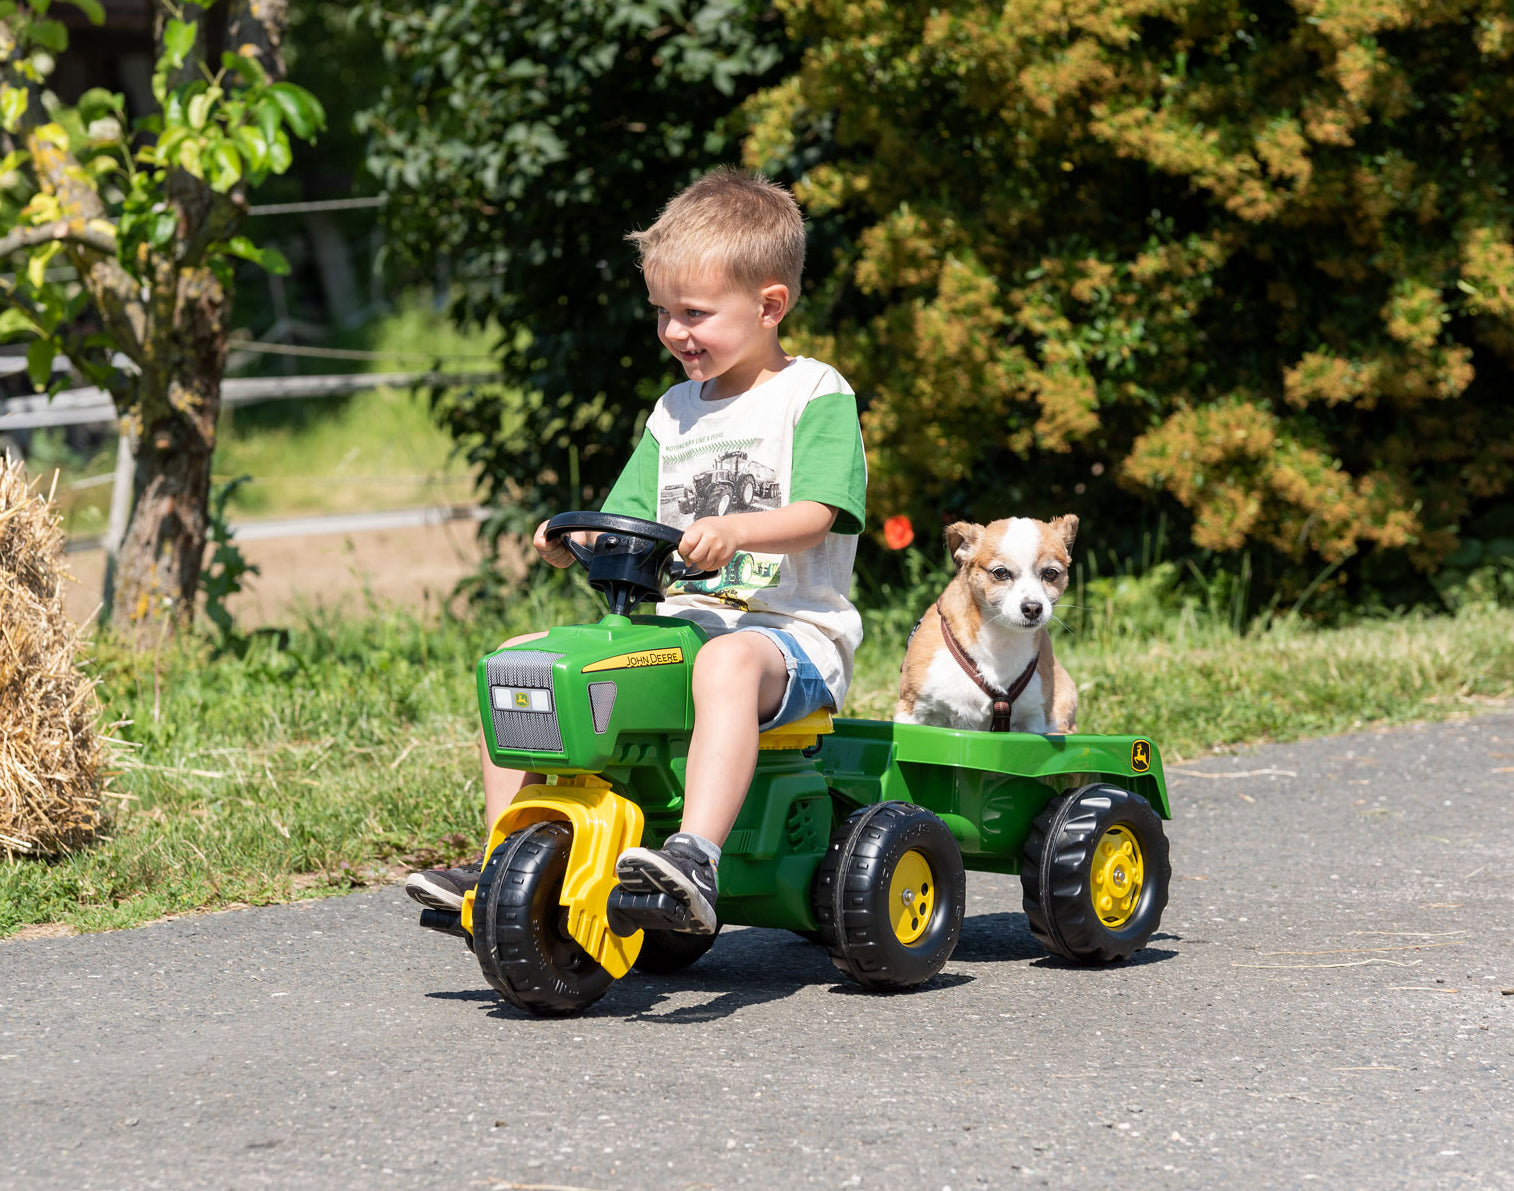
[951,910,1046,963]
[427,927,851,1023]
[426,919,1178,1020]
[1029,946,1179,970]
[826,971,974,997]
[603,928,844,1022]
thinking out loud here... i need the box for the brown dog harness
[935,600,1041,731]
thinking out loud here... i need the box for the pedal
[418,908,467,939]
[605,886,693,936]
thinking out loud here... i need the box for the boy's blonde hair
[628,166,805,297]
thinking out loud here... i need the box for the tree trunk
[108,266,229,639]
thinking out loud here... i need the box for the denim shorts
[734,627,835,732]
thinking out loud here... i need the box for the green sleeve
[601,426,660,520]
[792,392,867,535]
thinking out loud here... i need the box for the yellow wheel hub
[1090,825,1144,928]
[888,849,936,945]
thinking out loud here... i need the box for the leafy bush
[355,0,795,536]
[743,0,1514,604]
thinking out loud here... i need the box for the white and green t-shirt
[602,356,867,708]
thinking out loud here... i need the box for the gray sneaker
[614,833,719,935]
[404,859,482,911]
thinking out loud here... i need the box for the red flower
[883,514,914,550]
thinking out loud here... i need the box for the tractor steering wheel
[542,511,717,616]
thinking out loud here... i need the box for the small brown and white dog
[895,515,1078,734]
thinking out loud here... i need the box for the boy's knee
[692,632,782,692]
[695,631,763,670]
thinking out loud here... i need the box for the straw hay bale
[0,457,105,856]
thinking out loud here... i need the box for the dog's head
[945,515,1078,632]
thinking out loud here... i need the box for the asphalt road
[3,715,1512,1191]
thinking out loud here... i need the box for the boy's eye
[989,566,1012,582]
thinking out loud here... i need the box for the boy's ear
[759,282,791,326]
[945,521,982,566]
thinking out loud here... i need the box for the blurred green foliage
[354,0,796,539]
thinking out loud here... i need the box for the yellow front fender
[460,777,645,978]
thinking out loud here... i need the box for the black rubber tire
[631,925,721,975]
[1021,783,1171,963]
[811,802,966,990]
[473,821,614,1016]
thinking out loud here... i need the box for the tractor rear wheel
[811,802,965,990]
[631,926,721,974]
[1021,783,1170,962]
[473,820,614,1015]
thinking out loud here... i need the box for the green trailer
[421,513,1172,1016]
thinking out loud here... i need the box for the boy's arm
[678,502,837,571]
[535,424,662,567]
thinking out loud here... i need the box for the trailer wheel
[1021,783,1171,963]
[632,925,721,974]
[473,820,614,1016]
[811,802,965,990]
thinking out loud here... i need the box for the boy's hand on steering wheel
[678,517,742,571]
[533,519,580,569]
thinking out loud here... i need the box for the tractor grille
[588,681,617,734]
[485,649,563,753]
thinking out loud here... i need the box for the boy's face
[646,272,790,400]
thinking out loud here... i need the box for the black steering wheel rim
[542,510,716,614]
[543,511,687,550]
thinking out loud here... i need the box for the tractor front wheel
[473,820,614,1015]
[1021,783,1171,963]
[811,802,966,990]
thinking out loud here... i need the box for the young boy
[406,167,866,934]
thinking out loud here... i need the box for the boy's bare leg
[611,630,788,934]
[480,738,544,847]
[680,630,789,843]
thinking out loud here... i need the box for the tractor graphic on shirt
[663,450,781,520]
[670,551,781,601]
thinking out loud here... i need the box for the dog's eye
[1041,567,1061,582]
[989,566,1012,582]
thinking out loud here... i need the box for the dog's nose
[1021,599,1043,621]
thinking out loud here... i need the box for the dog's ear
[1049,514,1079,553]
[944,521,982,566]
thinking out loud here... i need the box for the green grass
[4,573,1512,938]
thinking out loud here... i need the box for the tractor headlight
[491,686,554,714]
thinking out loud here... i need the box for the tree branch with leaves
[1,0,324,639]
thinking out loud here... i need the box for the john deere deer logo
[1131,740,1151,773]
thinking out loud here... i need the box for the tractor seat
[757,708,835,751]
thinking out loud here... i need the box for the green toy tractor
[419,512,1173,1016]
